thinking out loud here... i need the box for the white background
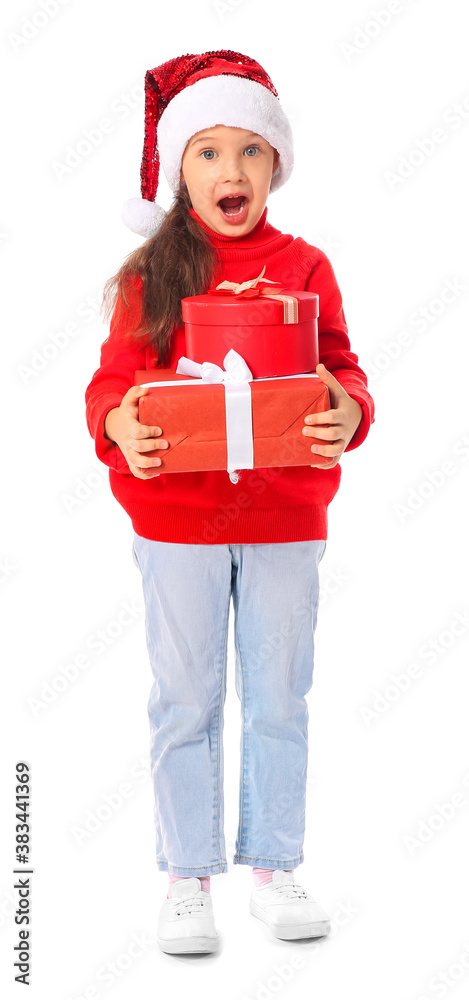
[1,0,469,997]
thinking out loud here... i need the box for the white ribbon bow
[176,348,253,383]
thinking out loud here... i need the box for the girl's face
[180,124,280,237]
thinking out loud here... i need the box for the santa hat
[122,49,294,239]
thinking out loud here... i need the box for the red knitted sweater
[85,207,375,544]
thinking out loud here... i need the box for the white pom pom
[121,197,167,238]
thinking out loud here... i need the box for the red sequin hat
[122,49,294,238]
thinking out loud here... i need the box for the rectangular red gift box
[181,288,319,378]
[135,368,331,474]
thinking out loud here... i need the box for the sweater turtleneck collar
[188,205,282,250]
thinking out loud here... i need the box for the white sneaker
[157,878,220,954]
[250,870,331,940]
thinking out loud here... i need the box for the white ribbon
[139,349,319,483]
[176,350,254,481]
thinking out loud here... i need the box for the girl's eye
[201,149,217,160]
[244,145,260,156]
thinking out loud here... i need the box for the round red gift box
[181,290,319,378]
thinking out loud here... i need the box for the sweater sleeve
[305,248,375,452]
[85,273,147,472]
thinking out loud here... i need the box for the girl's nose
[218,156,247,182]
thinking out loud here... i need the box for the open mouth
[217,195,249,223]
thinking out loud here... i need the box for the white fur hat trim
[158,74,293,193]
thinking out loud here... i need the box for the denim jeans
[132,533,326,877]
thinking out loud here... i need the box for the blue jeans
[132,534,326,877]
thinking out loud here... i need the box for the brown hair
[101,183,218,367]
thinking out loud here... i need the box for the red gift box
[181,268,319,378]
[135,356,330,476]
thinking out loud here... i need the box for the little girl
[85,50,375,956]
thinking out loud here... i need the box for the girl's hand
[104,386,169,479]
[303,364,363,469]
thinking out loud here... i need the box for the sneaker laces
[269,882,309,901]
[172,891,207,917]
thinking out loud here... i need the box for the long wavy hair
[101,184,218,367]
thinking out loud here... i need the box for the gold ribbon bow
[209,266,299,323]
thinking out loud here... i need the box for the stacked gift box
[135,269,330,478]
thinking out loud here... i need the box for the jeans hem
[157,860,228,875]
[233,853,304,868]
